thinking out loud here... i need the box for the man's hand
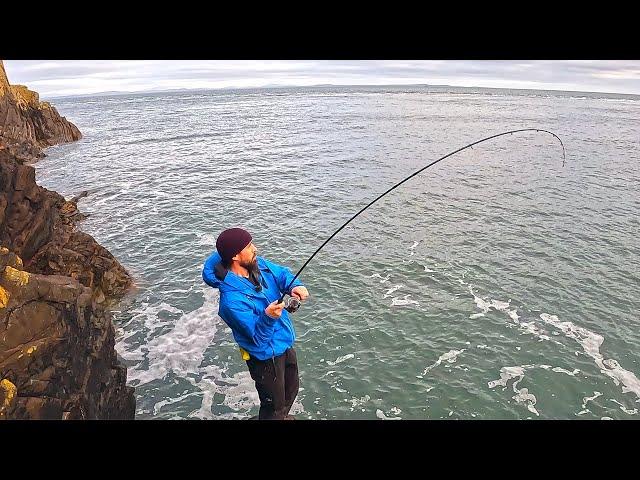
[291,286,309,301]
[265,300,286,319]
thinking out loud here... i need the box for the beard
[240,255,258,272]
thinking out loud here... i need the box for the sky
[3,60,640,98]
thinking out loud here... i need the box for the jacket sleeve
[202,259,216,287]
[263,258,304,295]
[219,297,278,349]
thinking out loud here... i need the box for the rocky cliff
[0,61,135,419]
[0,61,81,163]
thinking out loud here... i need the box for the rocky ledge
[0,60,135,419]
[0,60,81,163]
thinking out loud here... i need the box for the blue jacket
[202,251,304,361]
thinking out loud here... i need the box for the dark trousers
[246,347,299,420]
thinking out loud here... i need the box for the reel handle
[284,295,301,313]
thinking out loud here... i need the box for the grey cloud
[3,60,639,97]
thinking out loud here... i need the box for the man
[202,227,309,420]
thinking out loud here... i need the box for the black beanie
[216,228,252,263]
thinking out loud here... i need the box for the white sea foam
[487,365,539,416]
[114,288,294,419]
[422,349,466,375]
[327,353,355,366]
[539,313,640,400]
[467,285,556,343]
[468,286,519,324]
[488,363,586,417]
[119,301,184,332]
[582,391,602,410]
[370,273,391,283]
[512,385,539,416]
[391,294,420,307]
[376,409,401,420]
[610,399,638,415]
[348,394,371,411]
[383,284,404,297]
[195,232,216,246]
[194,367,257,419]
[118,288,221,386]
[153,391,201,416]
[551,366,580,376]
[488,366,529,389]
[187,364,304,419]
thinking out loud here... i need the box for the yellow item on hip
[239,347,250,361]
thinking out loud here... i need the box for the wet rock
[0,251,135,419]
[0,61,135,419]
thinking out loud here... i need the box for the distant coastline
[45,84,640,102]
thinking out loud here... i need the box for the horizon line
[42,82,640,100]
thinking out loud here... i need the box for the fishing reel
[283,295,301,313]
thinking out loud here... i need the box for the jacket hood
[202,251,269,298]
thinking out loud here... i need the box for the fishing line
[280,128,566,310]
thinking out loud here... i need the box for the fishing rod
[279,128,566,312]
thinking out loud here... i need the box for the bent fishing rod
[279,128,566,312]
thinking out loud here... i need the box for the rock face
[0,61,81,163]
[0,61,135,419]
[0,61,10,95]
[0,250,134,419]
